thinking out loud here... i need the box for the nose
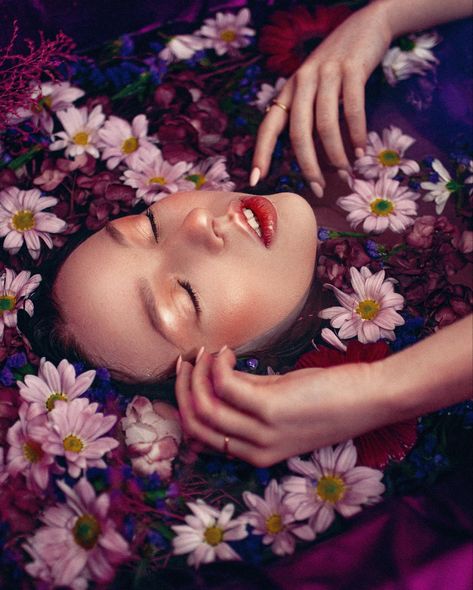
[180,208,224,253]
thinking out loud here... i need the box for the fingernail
[176,355,183,375]
[310,181,324,198]
[249,167,261,187]
[196,346,205,363]
[337,169,350,182]
[217,344,228,357]
[355,147,365,158]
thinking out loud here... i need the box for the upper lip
[238,196,277,247]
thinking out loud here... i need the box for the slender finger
[342,71,367,155]
[175,359,270,464]
[190,351,267,444]
[315,67,350,170]
[251,81,294,181]
[289,74,325,192]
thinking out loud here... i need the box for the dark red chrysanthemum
[258,5,352,76]
[295,341,418,469]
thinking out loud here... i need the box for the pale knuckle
[319,61,341,79]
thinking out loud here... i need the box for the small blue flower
[246,358,259,371]
[318,227,331,241]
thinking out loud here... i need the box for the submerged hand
[175,347,385,467]
[252,2,393,194]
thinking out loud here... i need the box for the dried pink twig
[0,21,77,131]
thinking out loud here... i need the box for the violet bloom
[337,176,419,234]
[6,402,58,492]
[40,398,118,478]
[0,187,67,260]
[23,478,130,588]
[241,479,314,556]
[283,440,385,536]
[0,267,41,341]
[354,126,420,180]
[19,357,96,416]
[319,266,405,343]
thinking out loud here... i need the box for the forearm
[372,0,473,38]
[374,315,473,420]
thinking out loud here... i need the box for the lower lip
[241,196,277,247]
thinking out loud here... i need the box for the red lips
[240,196,277,247]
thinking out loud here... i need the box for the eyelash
[178,280,202,316]
[145,208,159,242]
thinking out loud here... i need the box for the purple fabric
[263,468,473,590]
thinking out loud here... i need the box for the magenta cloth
[262,468,473,590]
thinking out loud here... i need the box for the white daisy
[159,34,207,63]
[421,159,459,214]
[354,126,420,179]
[241,479,314,556]
[0,267,41,341]
[49,105,105,158]
[0,187,67,259]
[318,266,405,343]
[382,32,439,87]
[198,8,255,56]
[337,176,419,234]
[172,500,247,568]
[253,77,287,112]
[186,156,235,191]
[283,441,385,535]
[122,145,193,205]
[98,114,154,170]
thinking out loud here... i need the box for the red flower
[295,341,417,469]
[258,5,352,76]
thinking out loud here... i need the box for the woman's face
[55,190,317,380]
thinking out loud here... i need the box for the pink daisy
[283,440,385,535]
[50,105,105,158]
[18,357,96,416]
[122,145,193,205]
[39,398,118,478]
[198,8,255,56]
[0,186,66,260]
[186,156,235,191]
[32,81,85,134]
[318,266,405,343]
[354,126,420,179]
[0,267,41,341]
[172,499,247,568]
[98,114,154,170]
[241,479,314,556]
[337,176,419,234]
[23,477,130,588]
[6,403,58,492]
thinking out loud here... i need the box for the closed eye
[179,280,202,317]
[146,208,159,242]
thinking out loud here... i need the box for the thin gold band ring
[265,99,290,114]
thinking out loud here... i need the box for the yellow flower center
[73,131,90,146]
[32,95,53,113]
[370,198,394,217]
[73,514,102,550]
[356,299,381,321]
[11,210,35,232]
[204,525,224,546]
[378,149,400,167]
[23,440,44,463]
[149,176,166,185]
[45,392,68,412]
[63,434,84,453]
[220,30,237,43]
[316,475,346,504]
[0,295,16,314]
[266,514,283,535]
[121,136,139,154]
[193,173,206,190]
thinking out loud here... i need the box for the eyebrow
[104,222,129,246]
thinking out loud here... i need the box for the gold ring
[223,435,230,456]
[265,99,290,114]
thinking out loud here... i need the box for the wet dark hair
[18,186,322,388]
